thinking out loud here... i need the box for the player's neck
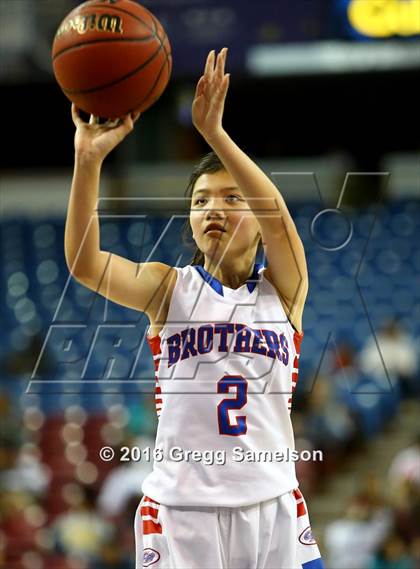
[203,257,256,289]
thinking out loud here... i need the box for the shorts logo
[299,526,317,545]
[143,548,160,566]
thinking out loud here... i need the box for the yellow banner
[348,0,420,37]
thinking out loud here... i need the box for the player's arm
[192,49,308,332]
[65,105,176,315]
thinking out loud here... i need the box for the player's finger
[89,114,100,125]
[222,47,228,72]
[71,103,83,126]
[194,76,206,99]
[131,111,141,123]
[216,47,227,82]
[104,117,122,128]
[224,73,230,95]
[204,50,215,80]
[215,73,230,104]
[120,113,136,132]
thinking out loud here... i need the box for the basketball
[52,0,172,118]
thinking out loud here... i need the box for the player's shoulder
[166,264,209,298]
[171,264,199,278]
[156,263,195,290]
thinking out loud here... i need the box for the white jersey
[142,263,303,507]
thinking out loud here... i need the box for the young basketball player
[66,48,325,569]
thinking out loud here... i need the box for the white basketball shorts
[134,487,325,569]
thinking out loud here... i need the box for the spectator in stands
[386,434,420,546]
[359,319,419,397]
[368,530,414,569]
[330,340,377,407]
[303,374,358,455]
[89,495,140,569]
[330,340,358,375]
[292,410,321,495]
[51,484,114,565]
[91,536,133,569]
[0,442,50,496]
[410,537,420,569]
[388,433,420,492]
[324,491,393,569]
[98,435,154,518]
[393,479,420,553]
[331,338,398,437]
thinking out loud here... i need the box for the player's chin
[201,240,225,257]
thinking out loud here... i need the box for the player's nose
[205,196,227,217]
[203,205,227,234]
[205,210,226,226]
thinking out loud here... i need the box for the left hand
[192,47,230,142]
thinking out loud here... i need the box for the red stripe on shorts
[141,506,159,517]
[142,520,162,535]
[293,488,307,517]
[144,495,159,505]
[141,496,162,534]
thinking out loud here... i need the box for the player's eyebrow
[192,186,240,197]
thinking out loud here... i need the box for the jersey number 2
[217,375,248,436]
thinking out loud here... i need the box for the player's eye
[226,194,242,202]
[194,197,207,205]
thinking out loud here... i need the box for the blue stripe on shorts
[302,558,325,569]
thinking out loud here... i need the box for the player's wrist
[74,151,104,169]
[204,126,227,146]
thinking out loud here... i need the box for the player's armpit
[263,267,307,335]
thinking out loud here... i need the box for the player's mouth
[204,223,226,235]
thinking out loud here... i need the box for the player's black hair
[181,151,263,266]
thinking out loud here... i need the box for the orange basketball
[52,0,172,118]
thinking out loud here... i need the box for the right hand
[71,104,141,164]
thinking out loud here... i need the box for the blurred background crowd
[1,0,419,568]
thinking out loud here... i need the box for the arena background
[1,1,419,568]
